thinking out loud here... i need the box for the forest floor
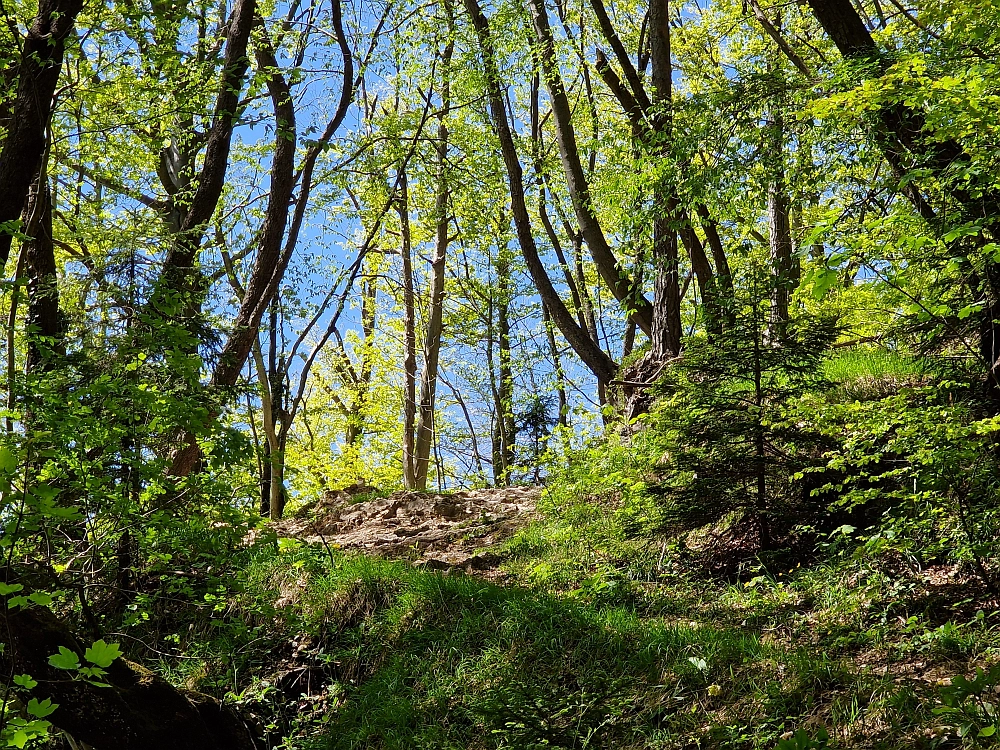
[274,484,539,577]
[177,484,1000,749]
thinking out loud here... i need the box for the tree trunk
[678,220,721,338]
[464,0,618,385]
[1,605,256,750]
[397,171,418,490]
[542,303,569,428]
[0,0,84,271]
[804,0,1000,385]
[414,16,454,490]
[23,171,66,372]
[496,254,515,486]
[525,0,654,336]
[649,0,681,360]
[767,110,794,341]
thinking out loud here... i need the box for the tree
[650,266,839,549]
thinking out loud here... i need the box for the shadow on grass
[263,554,877,750]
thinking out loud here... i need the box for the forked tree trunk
[464,0,618,385]
[525,0,654,336]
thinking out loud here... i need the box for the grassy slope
[163,350,999,749]
[205,504,998,750]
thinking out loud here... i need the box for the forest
[2,0,1000,746]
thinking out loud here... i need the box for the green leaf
[8,729,30,748]
[84,639,122,668]
[0,447,15,474]
[810,268,839,300]
[12,674,37,689]
[0,582,23,596]
[26,698,58,718]
[979,725,997,738]
[27,592,53,607]
[47,646,81,671]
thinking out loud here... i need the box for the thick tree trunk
[0,0,84,271]
[804,0,1000,383]
[1,605,256,750]
[526,0,654,336]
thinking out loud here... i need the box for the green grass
[178,538,1000,750]
[822,347,929,401]
[139,422,1000,750]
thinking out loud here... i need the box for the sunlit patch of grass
[823,347,930,401]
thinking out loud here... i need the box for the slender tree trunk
[752,312,771,550]
[678,219,720,338]
[542,303,568,428]
[496,254,515,486]
[24,170,65,373]
[397,171,418,490]
[649,0,681,360]
[414,14,454,490]
[767,111,794,340]
[346,272,377,448]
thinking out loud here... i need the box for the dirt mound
[275,486,539,575]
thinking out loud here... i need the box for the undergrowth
[124,347,1000,749]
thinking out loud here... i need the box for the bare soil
[275,485,540,577]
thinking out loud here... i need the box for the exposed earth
[274,485,540,576]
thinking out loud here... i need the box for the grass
[822,347,930,401]
[137,399,1000,749]
[236,553,829,749]
[165,527,998,750]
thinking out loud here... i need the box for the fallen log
[2,605,257,750]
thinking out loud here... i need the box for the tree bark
[542,302,569,428]
[496,253,515,486]
[803,0,1000,382]
[766,110,794,340]
[1,605,256,750]
[526,0,654,336]
[0,0,84,271]
[23,171,66,372]
[414,11,454,491]
[678,219,720,338]
[397,171,418,490]
[649,0,681,360]
[465,0,618,385]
